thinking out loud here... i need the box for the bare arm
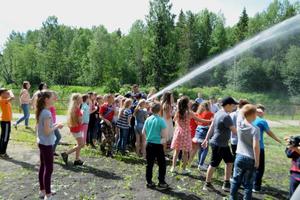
[190,112,211,123]
[160,128,168,144]
[201,121,215,148]
[253,137,260,168]
[43,117,63,136]
[266,130,282,144]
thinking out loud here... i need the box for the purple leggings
[38,144,53,194]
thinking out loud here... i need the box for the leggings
[38,144,53,194]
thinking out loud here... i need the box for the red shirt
[190,118,197,138]
[70,108,83,133]
[196,111,214,126]
[99,103,115,122]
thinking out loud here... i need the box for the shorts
[192,126,209,143]
[72,131,83,139]
[210,144,234,167]
[134,126,143,135]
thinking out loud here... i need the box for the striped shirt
[117,108,132,129]
[286,148,300,181]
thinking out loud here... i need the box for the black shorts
[210,144,234,167]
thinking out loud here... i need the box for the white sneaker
[181,169,191,175]
[39,191,45,199]
[170,167,176,173]
[198,164,208,171]
[44,195,53,200]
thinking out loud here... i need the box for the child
[191,101,214,170]
[116,98,132,154]
[61,93,85,166]
[99,94,115,157]
[87,92,98,147]
[50,91,61,156]
[0,88,14,159]
[188,102,199,166]
[285,139,300,198]
[143,102,169,189]
[36,90,63,200]
[202,97,238,192]
[134,99,148,157]
[81,94,90,145]
[170,96,211,174]
[230,104,260,200]
[14,81,31,129]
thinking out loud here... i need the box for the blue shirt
[81,103,90,124]
[253,117,270,149]
[143,114,167,144]
[37,109,56,146]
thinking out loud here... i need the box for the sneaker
[170,167,176,173]
[13,123,17,130]
[157,182,169,190]
[25,126,31,129]
[61,152,68,166]
[39,191,45,199]
[44,194,53,200]
[146,182,156,189]
[198,164,208,171]
[181,169,191,175]
[74,159,84,166]
[0,153,12,160]
[252,188,261,193]
[203,182,214,191]
[222,181,231,192]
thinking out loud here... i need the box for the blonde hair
[241,104,257,118]
[119,98,132,118]
[67,93,82,127]
[134,99,146,116]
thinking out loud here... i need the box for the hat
[221,97,239,106]
[0,88,8,95]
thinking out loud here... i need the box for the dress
[171,113,192,151]
[163,109,174,142]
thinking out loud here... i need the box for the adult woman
[14,81,31,129]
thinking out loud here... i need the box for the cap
[221,97,239,106]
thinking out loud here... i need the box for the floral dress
[171,113,192,151]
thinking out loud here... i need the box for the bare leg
[172,149,180,168]
[206,165,216,183]
[135,134,140,155]
[225,163,233,181]
[182,151,189,170]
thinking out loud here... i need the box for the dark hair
[151,102,161,114]
[178,96,190,120]
[161,91,172,105]
[191,102,199,112]
[82,94,89,102]
[36,90,52,123]
[38,82,47,91]
[239,99,250,109]
[23,81,30,89]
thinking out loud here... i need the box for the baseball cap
[221,97,239,106]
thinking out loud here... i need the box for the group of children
[1,82,300,199]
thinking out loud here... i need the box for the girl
[188,102,200,166]
[134,99,148,157]
[14,81,31,129]
[160,91,175,153]
[116,98,132,155]
[170,96,211,174]
[87,92,98,147]
[61,93,85,166]
[36,90,63,199]
[191,101,214,170]
[81,94,90,145]
[50,91,62,156]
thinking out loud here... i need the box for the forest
[1,0,300,96]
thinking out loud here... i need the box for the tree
[235,8,249,41]
[146,0,178,90]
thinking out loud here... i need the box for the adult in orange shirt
[0,88,15,159]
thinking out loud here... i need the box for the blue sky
[0,0,298,50]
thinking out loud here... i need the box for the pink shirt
[20,89,30,104]
[49,106,56,124]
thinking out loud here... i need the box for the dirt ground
[0,125,290,200]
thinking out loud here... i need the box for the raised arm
[190,112,211,123]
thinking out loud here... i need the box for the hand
[57,123,64,129]
[201,140,208,148]
[255,162,259,169]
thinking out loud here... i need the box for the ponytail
[35,90,52,123]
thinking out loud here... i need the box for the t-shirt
[117,108,132,129]
[210,109,234,147]
[253,117,270,149]
[69,108,83,133]
[135,109,148,129]
[236,120,260,159]
[0,98,12,122]
[190,118,197,138]
[99,103,115,122]
[144,114,167,144]
[20,89,30,104]
[81,102,90,124]
[49,106,56,124]
[37,109,56,146]
[196,111,214,126]
[210,104,219,113]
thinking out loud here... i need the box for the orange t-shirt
[0,98,12,122]
[196,111,214,126]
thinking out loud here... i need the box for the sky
[0,0,298,50]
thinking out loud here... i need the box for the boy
[202,97,238,192]
[0,88,15,159]
[143,102,169,190]
[252,104,281,192]
[230,104,260,200]
[99,94,115,157]
[285,137,300,198]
